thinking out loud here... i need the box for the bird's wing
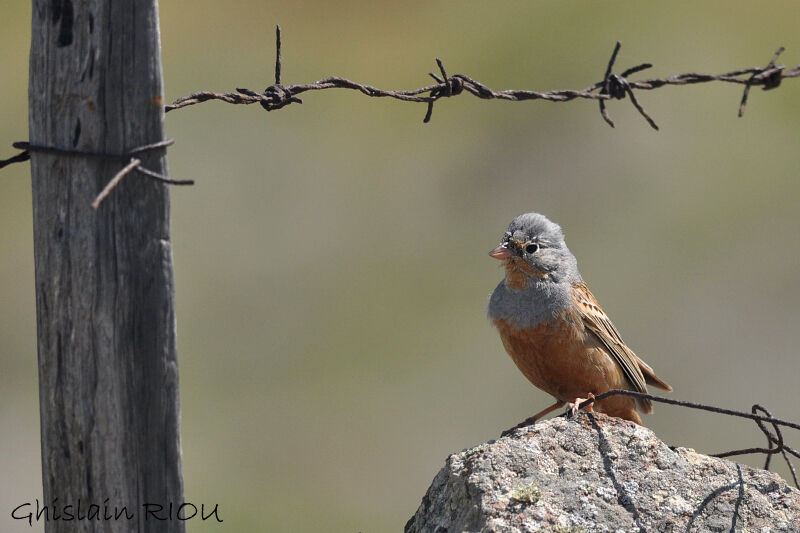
[637,357,673,392]
[570,283,652,412]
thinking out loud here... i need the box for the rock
[405,413,800,533]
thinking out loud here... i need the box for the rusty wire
[165,26,799,129]
[4,27,798,182]
[568,390,799,488]
[4,26,798,186]
[3,23,799,490]
[503,389,800,488]
[0,139,192,209]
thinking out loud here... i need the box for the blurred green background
[2,1,800,531]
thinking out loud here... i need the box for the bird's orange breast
[493,312,639,422]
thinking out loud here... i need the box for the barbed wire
[165,26,799,130]
[3,28,798,203]
[503,389,799,489]
[3,25,799,493]
[0,140,192,209]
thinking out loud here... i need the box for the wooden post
[28,1,184,531]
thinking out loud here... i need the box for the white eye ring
[524,243,539,254]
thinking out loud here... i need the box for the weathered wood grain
[29,1,184,530]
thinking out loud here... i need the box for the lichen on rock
[405,413,800,533]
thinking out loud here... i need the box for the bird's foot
[568,393,596,417]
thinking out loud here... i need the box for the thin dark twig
[165,28,800,127]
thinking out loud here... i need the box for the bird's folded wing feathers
[571,283,653,412]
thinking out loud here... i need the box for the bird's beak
[489,244,512,260]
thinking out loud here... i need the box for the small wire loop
[261,84,303,111]
[553,389,800,489]
[0,138,192,208]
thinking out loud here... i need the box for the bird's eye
[525,243,539,254]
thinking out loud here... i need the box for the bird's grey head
[489,213,582,286]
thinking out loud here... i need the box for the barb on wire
[594,42,658,129]
[424,57,464,123]
[739,46,785,117]
[165,26,799,128]
[568,389,800,488]
[0,139,193,209]
[91,158,142,209]
[239,25,304,112]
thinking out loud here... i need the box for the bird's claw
[568,393,596,417]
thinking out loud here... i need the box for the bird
[487,212,672,426]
